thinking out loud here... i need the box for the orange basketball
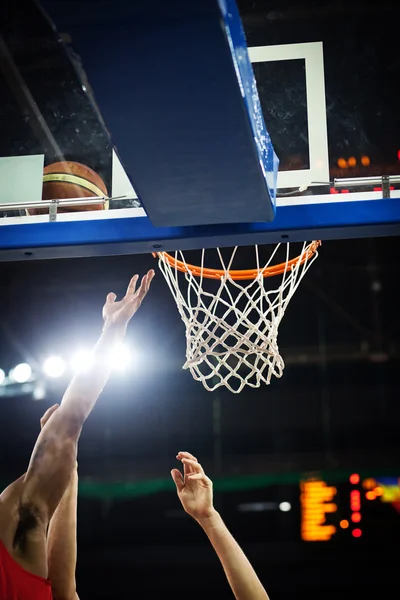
[29,161,108,215]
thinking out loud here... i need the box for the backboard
[0,0,399,261]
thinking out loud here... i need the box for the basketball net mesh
[157,242,319,393]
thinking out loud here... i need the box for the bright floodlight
[110,344,131,371]
[279,502,291,512]
[11,363,32,383]
[43,356,66,378]
[0,369,5,385]
[71,349,94,373]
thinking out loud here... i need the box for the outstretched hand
[171,451,215,521]
[102,270,155,327]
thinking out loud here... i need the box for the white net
[157,242,320,393]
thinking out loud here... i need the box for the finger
[179,455,198,478]
[40,404,59,428]
[128,273,146,303]
[181,458,203,474]
[126,275,139,298]
[187,473,211,484]
[146,269,155,291]
[136,270,154,300]
[106,292,116,303]
[171,469,184,492]
[177,451,197,462]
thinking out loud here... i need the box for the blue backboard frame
[0,196,399,261]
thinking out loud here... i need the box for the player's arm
[45,465,78,600]
[21,271,154,525]
[37,409,79,600]
[171,452,269,600]
[47,467,79,600]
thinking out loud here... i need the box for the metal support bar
[382,176,390,199]
[49,203,57,222]
[0,197,108,213]
[334,175,400,188]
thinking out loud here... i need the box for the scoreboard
[300,474,400,542]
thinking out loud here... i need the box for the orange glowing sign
[349,473,360,485]
[300,479,337,541]
[362,477,400,512]
[350,490,361,511]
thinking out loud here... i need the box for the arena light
[110,344,131,371]
[10,363,32,383]
[0,369,5,385]
[70,349,94,373]
[43,356,66,378]
[237,502,276,512]
[33,383,47,401]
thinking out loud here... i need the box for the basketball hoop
[154,241,321,393]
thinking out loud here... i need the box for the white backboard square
[0,154,44,205]
[249,42,329,190]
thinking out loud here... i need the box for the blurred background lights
[10,363,32,383]
[279,502,291,512]
[43,356,66,378]
[33,383,47,401]
[0,369,5,385]
[363,478,376,490]
[350,473,360,485]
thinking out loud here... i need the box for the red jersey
[0,540,52,600]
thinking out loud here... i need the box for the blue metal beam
[0,198,399,261]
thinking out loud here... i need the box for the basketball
[28,161,109,215]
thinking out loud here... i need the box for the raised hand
[102,270,155,327]
[172,453,270,600]
[171,451,215,521]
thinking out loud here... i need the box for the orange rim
[153,241,321,281]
